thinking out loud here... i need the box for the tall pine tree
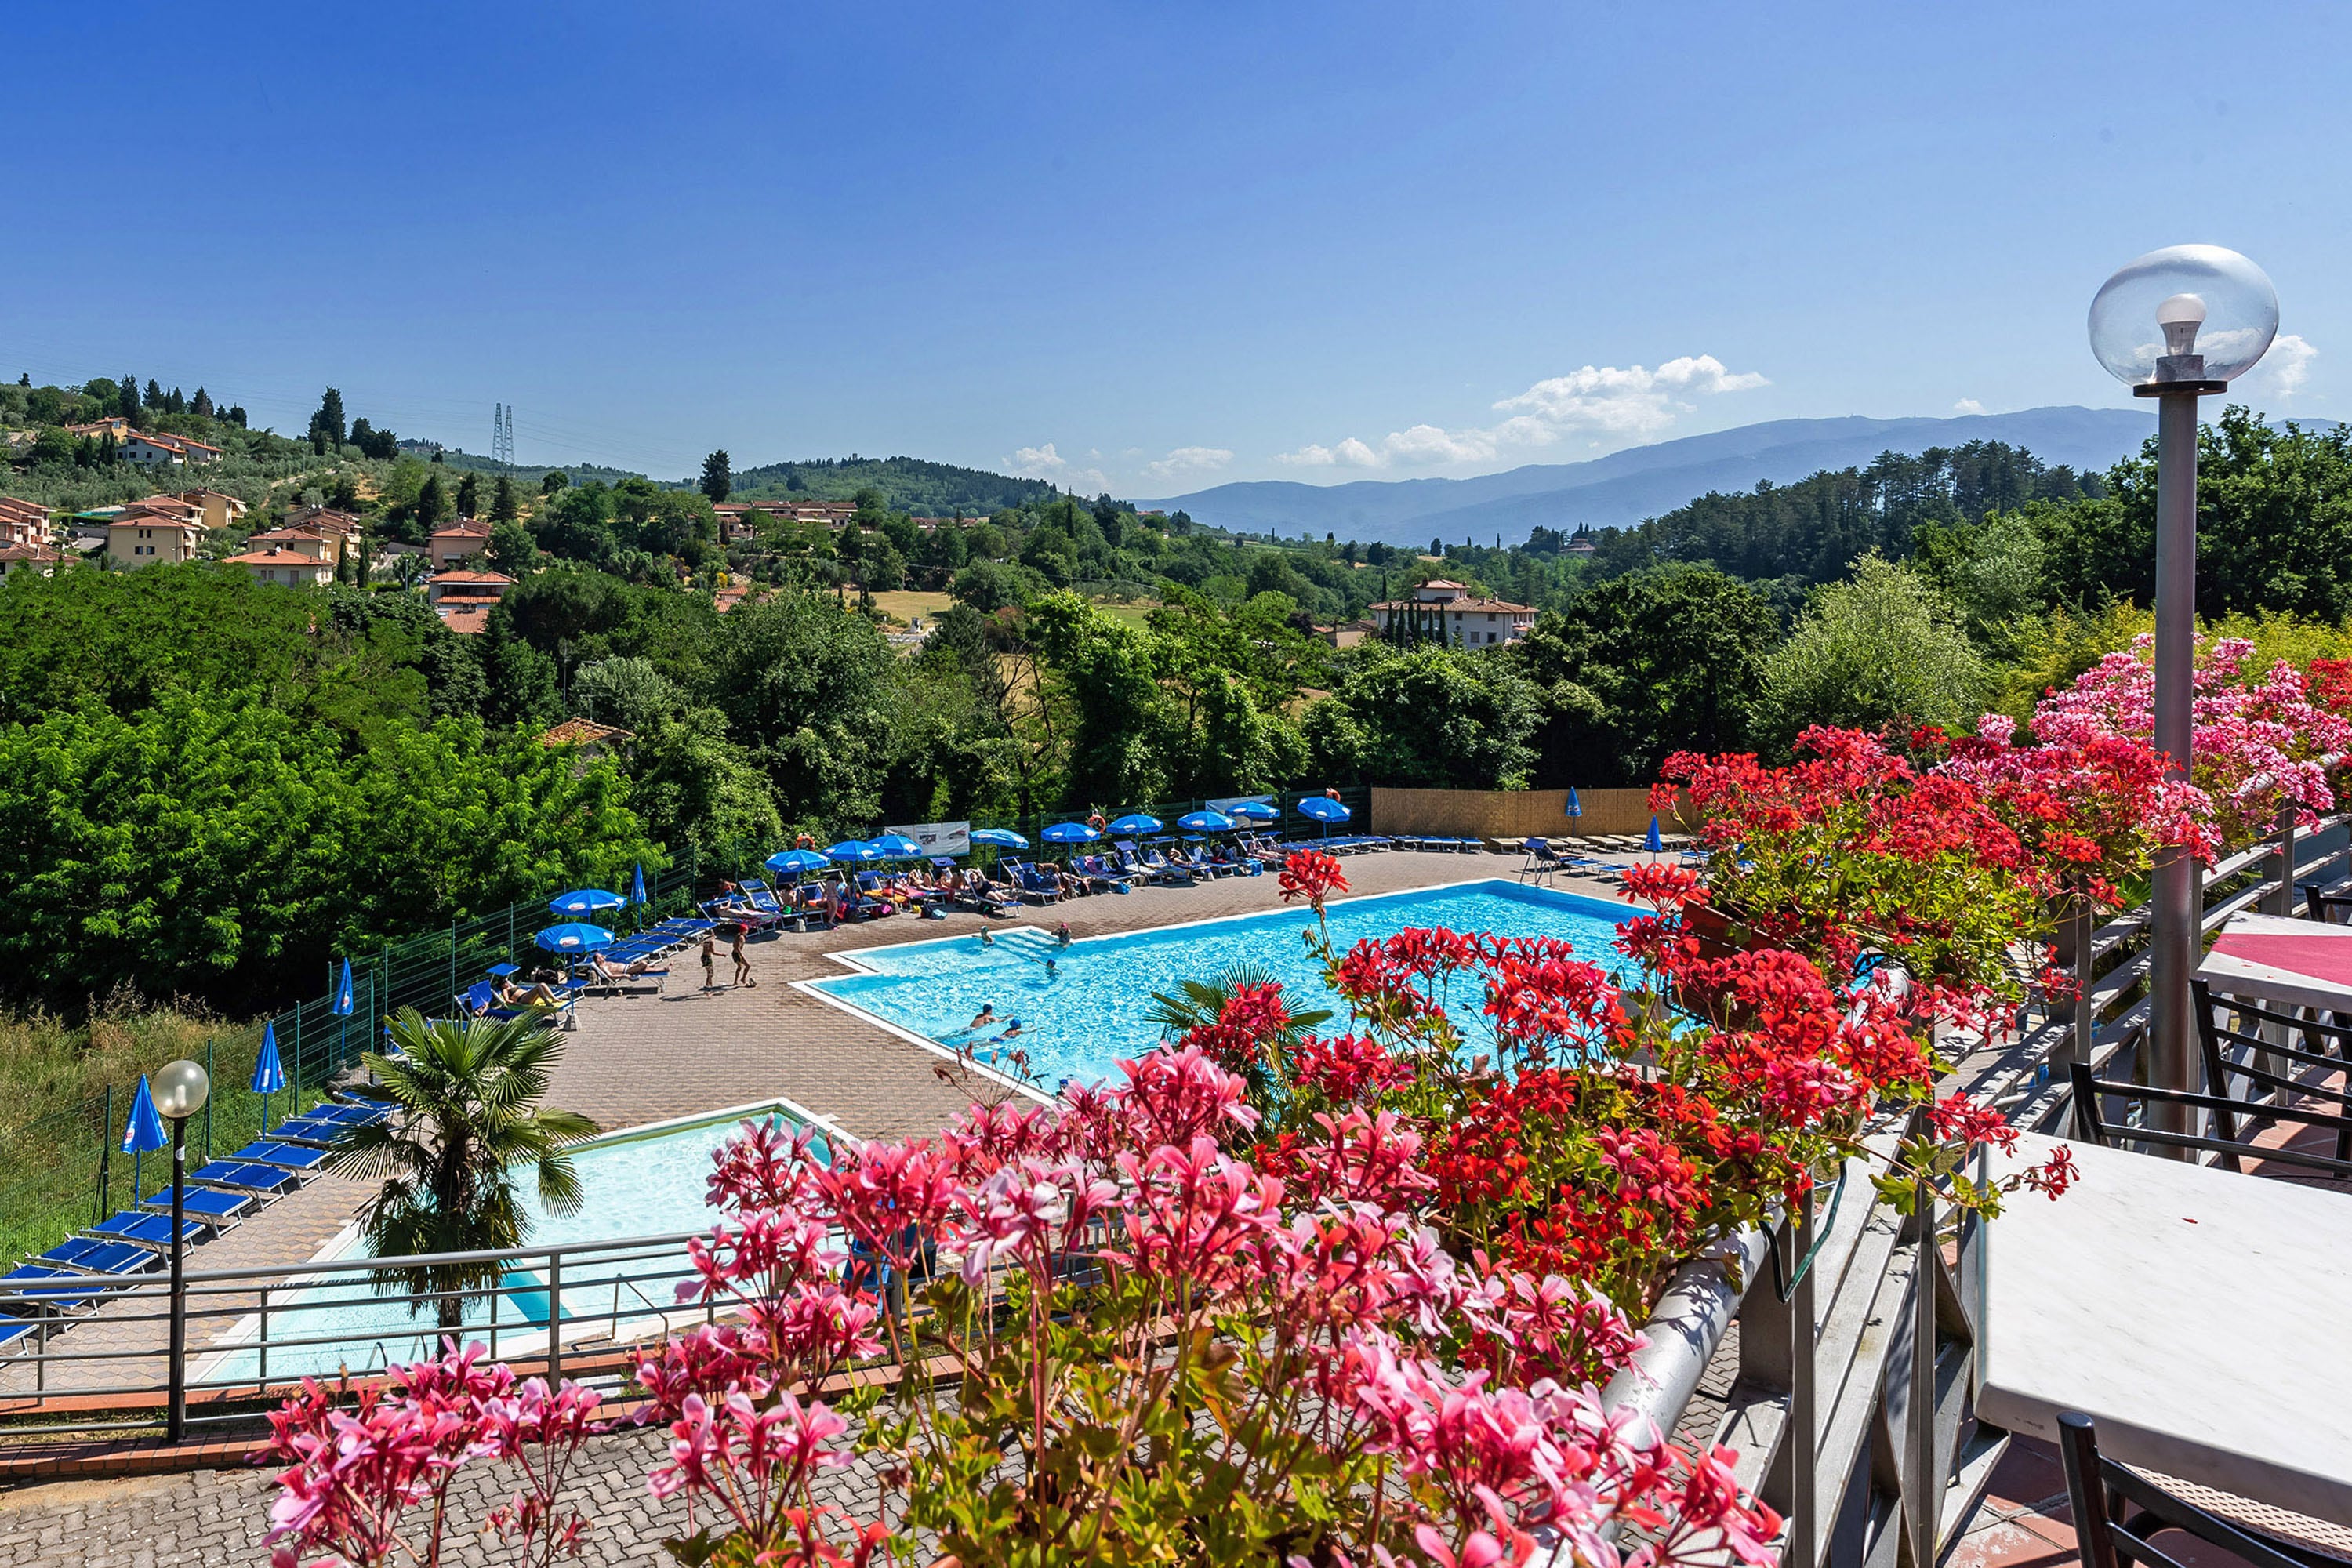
[490,474,519,522]
[700,449,731,503]
[455,472,481,519]
[118,375,141,423]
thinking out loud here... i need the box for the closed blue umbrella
[332,958,355,1017]
[1296,797,1351,823]
[1566,787,1583,820]
[1646,815,1663,853]
[122,1073,166,1203]
[826,840,887,865]
[1226,800,1279,822]
[549,888,626,918]
[869,833,925,858]
[630,864,648,906]
[252,1022,286,1135]
[535,921,614,953]
[767,848,831,876]
[1042,822,1101,844]
[1177,810,1238,833]
[971,828,1029,850]
[1106,813,1162,836]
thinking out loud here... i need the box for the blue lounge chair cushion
[0,1316,38,1351]
[270,1116,345,1145]
[233,1140,333,1172]
[189,1160,298,1194]
[91,1210,205,1247]
[35,1236,159,1276]
[1,1265,107,1313]
[140,1185,256,1221]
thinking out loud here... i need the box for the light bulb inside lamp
[152,1058,210,1120]
[2155,292,2206,357]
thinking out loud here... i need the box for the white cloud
[1276,354,1767,471]
[1954,397,1987,416]
[1140,445,1235,481]
[2244,332,2317,401]
[1004,441,1109,494]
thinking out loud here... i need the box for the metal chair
[2193,978,2352,1166]
[1517,837,1563,884]
[2067,1061,2352,1181]
[2060,1410,2343,1568]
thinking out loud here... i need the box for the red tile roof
[434,603,495,634]
[539,717,636,747]
[223,547,330,568]
[427,569,515,585]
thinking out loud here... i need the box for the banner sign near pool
[885,820,971,858]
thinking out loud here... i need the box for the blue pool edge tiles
[799,877,1639,1094]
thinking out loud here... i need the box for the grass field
[868,590,955,627]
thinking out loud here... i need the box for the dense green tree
[709,590,902,832]
[416,473,448,532]
[700,450,732,503]
[1751,555,1987,753]
[455,471,482,520]
[572,655,686,732]
[490,474,520,522]
[1310,646,1540,789]
[625,707,782,858]
[480,608,562,728]
[542,469,569,497]
[191,387,213,419]
[307,387,345,449]
[117,373,140,423]
[487,521,536,577]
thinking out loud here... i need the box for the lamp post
[2088,245,2278,1144]
[151,1058,209,1442]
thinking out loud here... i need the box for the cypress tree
[119,375,141,422]
[490,474,519,522]
[146,379,164,409]
[455,472,481,519]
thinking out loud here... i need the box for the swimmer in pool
[967,1004,996,1031]
[1045,958,1057,976]
[999,1019,1022,1040]
[979,928,994,946]
[1054,921,1073,946]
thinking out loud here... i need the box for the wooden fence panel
[1368,786,1690,840]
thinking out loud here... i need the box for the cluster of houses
[64,416,223,468]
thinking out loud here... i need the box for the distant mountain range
[1142,407,2167,546]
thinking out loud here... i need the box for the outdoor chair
[0,1265,114,1317]
[86,1210,207,1250]
[2193,978,2352,1164]
[2067,1061,2352,1183]
[1519,837,1563,884]
[1001,860,1061,904]
[2060,1410,2343,1568]
[739,880,788,916]
[187,1159,301,1195]
[139,1183,256,1227]
[2299,876,2352,924]
[229,1138,335,1174]
[28,1236,162,1277]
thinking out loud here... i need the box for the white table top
[2194,911,2352,1014]
[1980,1131,2352,1522]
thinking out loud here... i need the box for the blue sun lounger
[140,1185,256,1227]
[0,1265,111,1316]
[188,1160,300,1195]
[30,1236,162,1277]
[89,1210,206,1249]
[303,1100,390,1127]
[267,1116,348,1147]
[232,1139,334,1174]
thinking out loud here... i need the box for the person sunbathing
[589,953,655,984]
[494,975,563,1007]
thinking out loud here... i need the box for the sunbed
[140,1184,256,1227]
[29,1236,162,1277]
[300,1101,390,1127]
[0,1265,111,1316]
[88,1210,207,1249]
[187,1159,300,1195]
[1000,861,1061,904]
[230,1139,335,1174]
[268,1115,348,1147]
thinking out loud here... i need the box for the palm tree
[332,1008,601,1327]
[1145,963,1334,1111]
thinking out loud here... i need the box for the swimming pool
[804,878,1637,1090]
[199,1100,836,1385]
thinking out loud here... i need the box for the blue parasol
[630,864,648,906]
[1296,797,1351,823]
[1042,822,1101,844]
[252,1021,286,1133]
[971,827,1029,850]
[122,1073,166,1201]
[1645,815,1663,853]
[767,848,831,876]
[1226,800,1279,822]
[1177,810,1238,833]
[1106,813,1162,836]
[549,888,626,917]
[869,833,925,858]
[535,921,614,953]
[1566,787,1583,820]
[332,958,355,1017]
[826,840,887,865]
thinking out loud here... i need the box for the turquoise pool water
[806,877,1635,1089]
[201,1105,826,1385]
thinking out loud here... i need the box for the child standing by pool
[730,925,757,988]
[700,931,718,990]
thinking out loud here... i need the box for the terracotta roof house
[425,568,516,634]
[0,543,63,580]
[118,430,222,467]
[0,496,51,550]
[107,509,208,566]
[539,717,636,756]
[428,518,495,568]
[1367,578,1536,648]
[223,546,335,588]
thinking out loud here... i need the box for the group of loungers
[0,1092,394,1359]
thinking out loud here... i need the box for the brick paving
[0,845,1627,1559]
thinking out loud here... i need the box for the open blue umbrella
[535,921,614,953]
[767,848,831,876]
[1226,800,1279,822]
[971,827,1029,850]
[550,888,626,918]
[1042,821,1101,844]
[252,1022,285,1134]
[1177,810,1238,833]
[826,840,887,865]
[122,1073,166,1203]
[1296,796,1351,823]
[630,864,648,906]
[870,833,925,858]
[1645,815,1663,853]
[1566,787,1583,820]
[1106,813,1162,837]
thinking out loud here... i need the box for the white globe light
[153,1058,210,1120]
[2089,245,2278,386]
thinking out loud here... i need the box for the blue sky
[5,2,2345,493]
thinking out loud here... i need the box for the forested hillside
[726,455,1060,514]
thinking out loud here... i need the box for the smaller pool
[804,877,1639,1090]
[199,1101,833,1387]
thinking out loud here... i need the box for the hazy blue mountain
[1142,406,2158,544]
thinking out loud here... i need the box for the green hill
[726,455,1058,516]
